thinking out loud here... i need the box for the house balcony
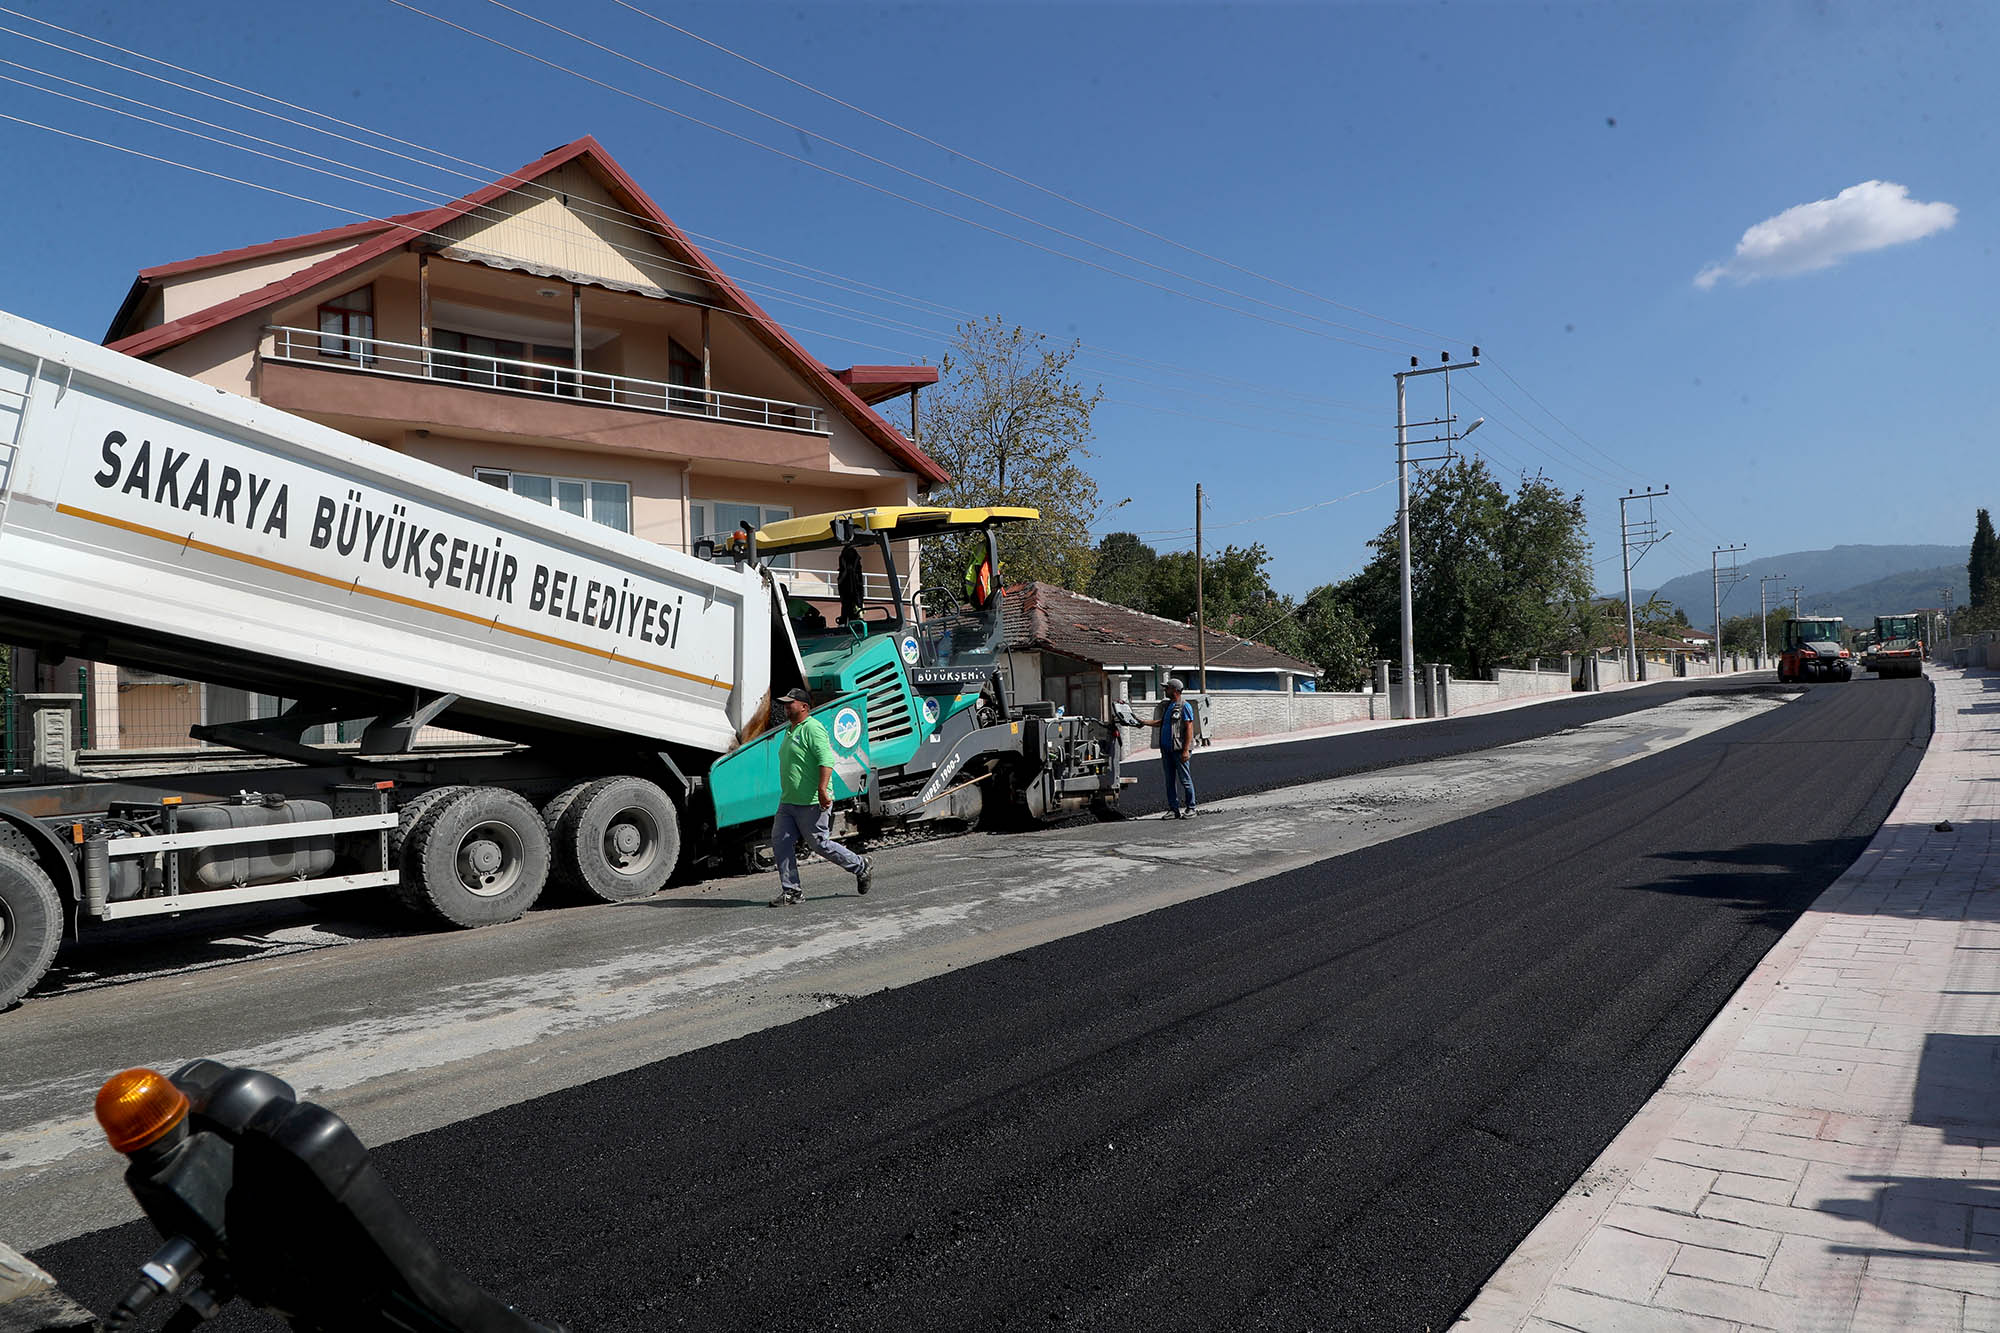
[256,326,837,471]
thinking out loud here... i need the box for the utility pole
[1393,349,1482,719]
[1194,483,1207,695]
[1618,486,1672,679]
[1789,586,1802,618]
[1758,572,1788,664]
[1711,544,1748,675]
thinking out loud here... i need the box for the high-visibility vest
[964,556,993,608]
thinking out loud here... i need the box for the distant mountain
[1626,545,1963,622]
[1805,566,1968,627]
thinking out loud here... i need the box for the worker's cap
[777,687,812,707]
[1165,677,1185,692]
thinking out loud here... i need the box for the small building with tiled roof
[999,582,1318,722]
[1604,627,1711,660]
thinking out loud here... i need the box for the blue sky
[1,0,1991,614]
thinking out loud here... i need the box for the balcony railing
[264,326,829,435]
[773,568,908,605]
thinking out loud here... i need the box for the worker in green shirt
[769,686,874,906]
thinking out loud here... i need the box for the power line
[1481,354,1645,482]
[470,0,1435,353]
[4,85,1402,451]
[0,8,1413,440]
[2,2,1648,512]
[1128,477,1397,540]
[0,111,915,361]
[3,9,1662,520]
[1459,375,1629,486]
[599,0,1470,348]
[383,0,1413,355]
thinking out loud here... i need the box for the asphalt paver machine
[703,506,1126,854]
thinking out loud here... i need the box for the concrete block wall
[1123,653,1769,754]
[1181,690,1378,747]
[1450,678,1502,709]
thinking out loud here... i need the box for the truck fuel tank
[175,796,335,890]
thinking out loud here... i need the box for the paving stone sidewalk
[1459,666,2000,1333]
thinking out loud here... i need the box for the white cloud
[1694,180,1957,289]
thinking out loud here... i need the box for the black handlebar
[113,1060,561,1333]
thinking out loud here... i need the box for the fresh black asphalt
[37,675,1933,1331]
[1118,673,1797,817]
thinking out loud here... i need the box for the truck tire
[539,781,596,888]
[386,785,473,915]
[400,787,550,928]
[0,846,62,1011]
[390,785,473,870]
[552,777,680,903]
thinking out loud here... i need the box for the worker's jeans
[772,802,866,892]
[1161,751,1196,814]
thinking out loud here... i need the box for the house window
[317,286,374,364]
[475,468,630,533]
[435,329,577,395]
[691,501,790,570]
[667,338,707,412]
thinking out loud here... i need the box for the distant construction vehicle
[1776,616,1853,683]
[1862,613,1925,679]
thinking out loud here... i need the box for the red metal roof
[103,136,948,485]
[133,211,436,281]
[833,364,940,405]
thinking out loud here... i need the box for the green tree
[919,317,1103,590]
[1146,542,1278,626]
[1195,582,1374,692]
[1341,461,1593,676]
[1275,588,1375,690]
[1970,508,1998,610]
[1087,531,1158,611]
[1623,594,1686,638]
[1719,606,1793,655]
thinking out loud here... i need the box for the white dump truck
[0,311,1122,1008]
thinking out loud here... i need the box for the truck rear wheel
[400,787,550,928]
[0,846,62,1010]
[551,777,680,903]
[389,785,472,873]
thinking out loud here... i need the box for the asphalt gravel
[35,675,1931,1332]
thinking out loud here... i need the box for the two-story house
[71,135,946,749]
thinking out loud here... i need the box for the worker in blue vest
[1159,677,1197,818]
